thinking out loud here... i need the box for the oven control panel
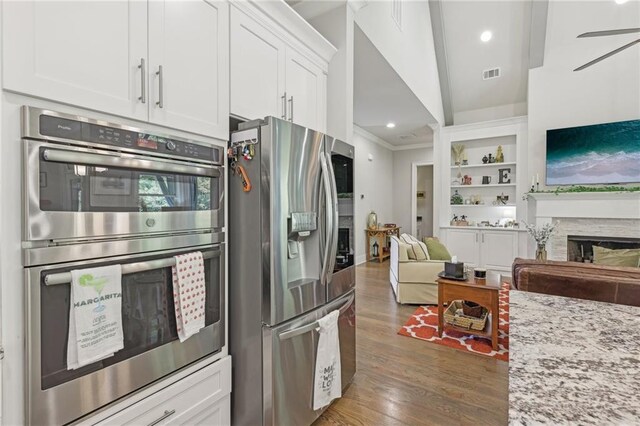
[38,114,221,163]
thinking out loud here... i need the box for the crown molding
[353,125,433,152]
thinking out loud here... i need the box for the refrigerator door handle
[319,153,334,286]
[278,292,355,341]
[325,152,339,282]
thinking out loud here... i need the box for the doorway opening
[412,164,434,239]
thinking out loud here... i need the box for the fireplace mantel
[527,192,640,260]
[527,192,640,220]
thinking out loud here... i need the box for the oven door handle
[42,148,220,178]
[43,248,221,286]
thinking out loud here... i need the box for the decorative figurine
[451,190,463,205]
[488,153,495,163]
[452,144,466,165]
[496,145,505,163]
[482,154,489,164]
[463,175,472,185]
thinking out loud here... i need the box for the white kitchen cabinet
[230,6,287,121]
[442,228,520,273]
[2,1,148,121]
[148,0,229,139]
[94,356,231,426]
[2,0,229,139]
[284,48,326,131]
[229,3,333,132]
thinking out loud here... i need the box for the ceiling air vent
[482,67,501,80]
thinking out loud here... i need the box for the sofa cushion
[407,241,430,260]
[424,237,452,261]
[593,246,640,267]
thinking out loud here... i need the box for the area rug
[398,282,509,361]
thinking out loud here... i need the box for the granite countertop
[509,290,640,425]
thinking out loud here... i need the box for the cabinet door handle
[147,409,176,426]
[281,92,287,119]
[482,233,485,243]
[475,233,478,243]
[288,96,293,122]
[138,58,146,104]
[156,65,164,109]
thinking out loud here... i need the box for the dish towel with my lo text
[172,252,206,342]
[67,264,124,370]
[313,310,342,410]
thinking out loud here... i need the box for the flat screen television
[546,119,640,185]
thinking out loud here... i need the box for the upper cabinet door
[230,6,286,121]
[285,49,326,132]
[148,0,229,139]
[2,1,147,121]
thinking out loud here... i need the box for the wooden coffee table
[436,273,501,350]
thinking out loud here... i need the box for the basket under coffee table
[436,273,501,351]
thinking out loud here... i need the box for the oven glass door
[33,245,223,391]
[26,140,224,240]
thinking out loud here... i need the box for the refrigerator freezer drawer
[263,290,356,426]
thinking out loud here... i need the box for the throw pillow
[592,246,640,268]
[424,237,452,261]
[400,233,418,244]
[407,241,430,261]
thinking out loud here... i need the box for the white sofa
[389,236,445,304]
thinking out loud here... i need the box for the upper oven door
[24,140,224,241]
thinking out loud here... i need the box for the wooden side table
[436,275,500,350]
[365,226,400,263]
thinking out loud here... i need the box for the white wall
[392,147,434,235]
[352,126,394,264]
[454,102,527,126]
[528,0,640,190]
[309,4,355,142]
[355,1,444,126]
[416,165,434,238]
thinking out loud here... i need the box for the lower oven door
[25,244,225,426]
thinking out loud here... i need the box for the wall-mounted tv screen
[546,119,640,185]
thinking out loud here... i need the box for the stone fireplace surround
[527,192,640,261]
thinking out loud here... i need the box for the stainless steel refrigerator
[229,117,356,426]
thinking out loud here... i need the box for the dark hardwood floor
[314,261,509,426]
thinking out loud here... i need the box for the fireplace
[567,235,640,263]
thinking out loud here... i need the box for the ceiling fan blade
[578,28,640,38]
[574,38,640,71]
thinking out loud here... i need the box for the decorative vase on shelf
[536,244,548,261]
[482,155,489,164]
[367,211,378,229]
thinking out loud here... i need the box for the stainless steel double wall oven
[21,107,225,425]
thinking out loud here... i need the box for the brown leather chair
[512,258,640,307]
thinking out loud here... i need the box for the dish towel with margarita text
[172,252,206,342]
[313,310,342,410]
[67,265,124,370]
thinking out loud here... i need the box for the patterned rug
[398,282,509,361]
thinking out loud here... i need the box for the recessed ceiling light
[615,0,628,4]
[386,122,396,128]
[481,30,493,42]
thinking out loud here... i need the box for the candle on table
[536,174,539,184]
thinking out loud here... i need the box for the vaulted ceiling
[430,0,534,125]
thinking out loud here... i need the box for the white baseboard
[356,254,367,265]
